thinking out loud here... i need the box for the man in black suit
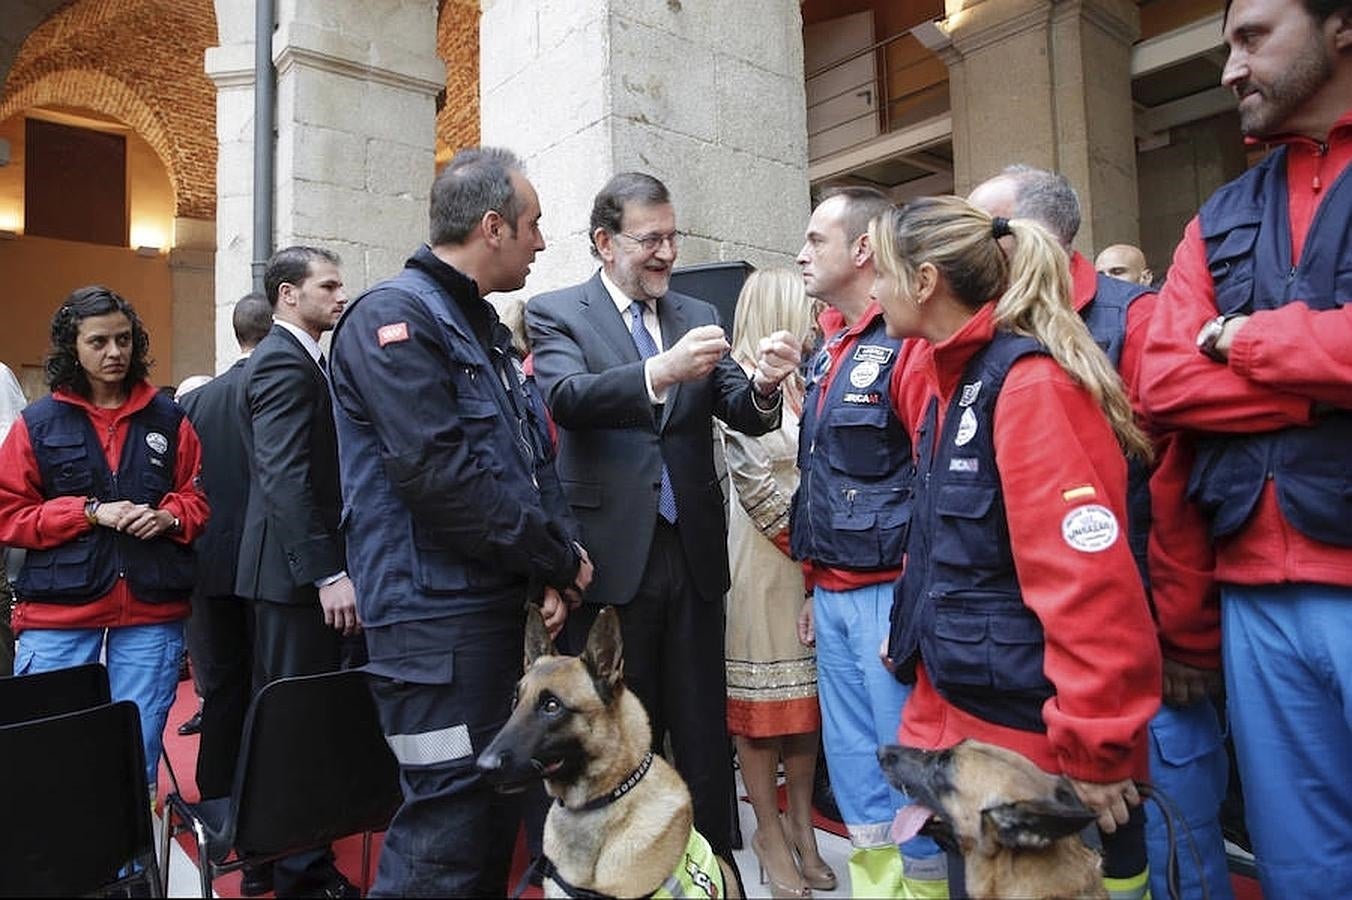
[237,246,358,899]
[526,172,802,858]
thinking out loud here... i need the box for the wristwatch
[1196,313,1243,362]
[84,497,100,525]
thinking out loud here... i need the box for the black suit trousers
[185,593,255,799]
[561,521,735,858]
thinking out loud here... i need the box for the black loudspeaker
[669,260,755,330]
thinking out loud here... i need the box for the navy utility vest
[1081,273,1154,590]
[15,393,195,605]
[333,266,558,631]
[1190,146,1352,545]
[887,332,1054,732]
[789,317,913,570]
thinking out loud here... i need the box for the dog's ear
[980,788,1097,850]
[524,602,556,669]
[581,606,624,704]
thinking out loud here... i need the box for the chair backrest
[0,700,156,898]
[0,662,111,727]
[228,668,402,858]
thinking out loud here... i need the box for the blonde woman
[720,269,833,898]
[870,196,1160,898]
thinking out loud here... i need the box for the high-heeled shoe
[783,814,838,892]
[751,827,812,898]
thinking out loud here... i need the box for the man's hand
[753,330,803,395]
[541,587,569,639]
[1067,777,1141,834]
[319,575,361,636]
[1162,658,1222,707]
[797,596,815,647]
[650,325,729,392]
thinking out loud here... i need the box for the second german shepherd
[878,740,1105,900]
[477,605,741,898]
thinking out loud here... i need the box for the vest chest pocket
[931,482,1006,569]
[826,405,896,478]
[41,437,93,494]
[1204,223,1259,315]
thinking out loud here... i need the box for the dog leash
[1135,781,1210,900]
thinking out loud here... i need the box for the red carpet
[162,679,1260,899]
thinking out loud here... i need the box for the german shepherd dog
[878,740,1105,900]
[477,606,741,898]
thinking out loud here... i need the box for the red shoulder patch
[377,322,410,347]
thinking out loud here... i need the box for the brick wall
[0,0,217,220]
[437,0,480,161]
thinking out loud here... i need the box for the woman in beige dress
[722,269,835,898]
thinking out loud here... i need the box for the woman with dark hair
[0,285,208,792]
[871,198,1161,897]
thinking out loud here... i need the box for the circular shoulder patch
[849,360,880,388]
[1060,504,1119,553]
[145,431,169,455]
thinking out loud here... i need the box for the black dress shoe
[177,709,203,736]
[238,861,274,897]
[300,873,360,898]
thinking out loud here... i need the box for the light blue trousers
[1145,700,1234,900]
[814,584,941,865]
[16,621,185,787]
[1223,583,1352,899]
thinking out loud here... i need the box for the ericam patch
[145,431,169,455]
[1061,504,1119,553]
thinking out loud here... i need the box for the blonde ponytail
[994,219,1152,461]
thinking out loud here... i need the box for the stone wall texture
[0,0,218,220]
[437,0,481,159]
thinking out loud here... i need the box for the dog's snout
[878,745,900,767]
[476,747,513,774]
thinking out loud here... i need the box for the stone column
[940,0,1140,254]
[207,0,443,367]
[169,216,217,383]
[204,36,257,372]
[272,1,444,293]
[479,0,811,299]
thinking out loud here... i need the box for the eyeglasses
[617,230,681,252]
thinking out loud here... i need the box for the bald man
[1096,243,1154,287]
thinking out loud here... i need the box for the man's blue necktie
[629,302,678,523]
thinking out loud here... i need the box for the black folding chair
[0,661,111,726]
[162,668,402,898]
[0,700,164,897]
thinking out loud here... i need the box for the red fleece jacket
[1138,105,1352,588]
[893,305,1160,782]
[0,381,208,632]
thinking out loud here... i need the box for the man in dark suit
[526,172,802,858]
[236,246,358,899]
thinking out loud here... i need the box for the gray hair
[1001,164,1081,247]
[430,146,525,245]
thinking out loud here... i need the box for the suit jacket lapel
[656,292,687,431]
[581,272,642,366]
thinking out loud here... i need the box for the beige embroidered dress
[721,394,819,737]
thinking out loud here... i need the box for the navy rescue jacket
[1189,146,1352,545]
[888,332,1054,732]
[15,393,196,604]
[789,314,913,570]
[1081,273,1154,590]
[330,249,581,658]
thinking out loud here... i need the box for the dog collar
[563,751,655,812]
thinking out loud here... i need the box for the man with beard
[526,172,801,865]
[1138,1,1352,894]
